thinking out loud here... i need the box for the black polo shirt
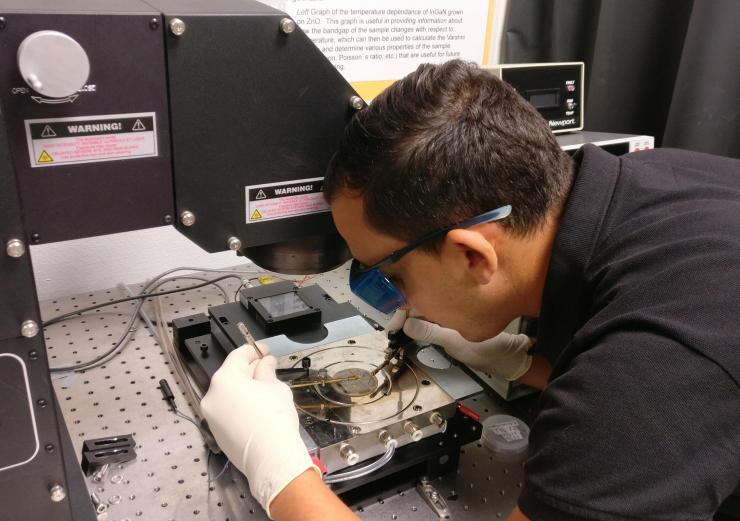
[520,145,740,521]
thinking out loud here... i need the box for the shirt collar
[535,144,621,368]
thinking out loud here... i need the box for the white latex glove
[403,318,534,381]
[385,309,408,333]
[201,345,319,518]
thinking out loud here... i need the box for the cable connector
[159,378,177,410]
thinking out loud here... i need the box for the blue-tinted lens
[349,262,407,314]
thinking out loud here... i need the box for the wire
[175,410,211,439]
[296,274,318,288]
[158,379,228,486]
[233,277,261,302]
[43,274,240,327]
[207,451,230,484]
[49,298,144,373]
[48,274,242,372]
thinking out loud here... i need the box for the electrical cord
[233,277,262,302]
[48,274,243,372]
[175,410,211,440]
[49,297,145,373]
[43,274,240,327]
[207,451,231,486]
[159,378,226,484]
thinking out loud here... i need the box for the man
[202,60,740,520]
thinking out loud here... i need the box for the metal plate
[157,1,358,252]
[42,262,525,520]
[0,9,174,244]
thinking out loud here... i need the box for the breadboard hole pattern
[42,262,522,520]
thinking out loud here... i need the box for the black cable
[43,274,240,327]
[159,378,228,485]
[48,275,242,372]
[233,277,261,302]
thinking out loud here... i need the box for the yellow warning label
[37,150,54,163]
[250,209,263,220]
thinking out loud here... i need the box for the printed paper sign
[245,177,330,224]
[262,0,496,99]
[24,112,158,168]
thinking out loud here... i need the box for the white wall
[30,1,507,301]
[31,227,241,300]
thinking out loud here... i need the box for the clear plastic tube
[323,439,397,484]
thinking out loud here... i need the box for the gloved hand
[385,309,408,333]
[403,318,534,381]
[201,345,318,518]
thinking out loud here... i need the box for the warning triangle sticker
[40,125,56,138]
[250,209,263,220]
[37,150,54,163]
[131,119,146,131]
[255,190,267,200]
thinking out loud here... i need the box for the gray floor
[43,263,526,520]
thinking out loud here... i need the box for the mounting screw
[92,463,110,483]
[149,17,160,30]
[6,238,26,257]
[349,95,365,110]
[227,236,242,251]
[45,443,55,453]
[28,350,39,360]
[179,211,196,226]
[91,492,107,514]
[279,18,296,34]
[169,18,186,36]
[30,233,41,244]
[49,484,66,502]
[163,213,173,224]
[21,320,39,338]
[0,17,6,30]
[37,398,47,407]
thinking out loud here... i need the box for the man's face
[331,192,516,341]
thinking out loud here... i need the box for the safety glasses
[349,205,512,314]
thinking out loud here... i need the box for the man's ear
[443,229,498,285]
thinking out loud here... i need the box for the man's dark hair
[324,60,574,248]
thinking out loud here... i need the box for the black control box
[484,62,584,133]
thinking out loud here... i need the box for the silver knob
[377,429,394,448]
[6,238,26,258]
[21,320,39,338]
[339,443,360,465]
[403,421,423,442]
[279,18,296,34]
[17,31,90,98]
[179,211,196,227]
[227,236,242,251]
[169,18,187,36]
[349,95,365,110]
[429,412,447,433]
[566,100,576,111]
[49,484,66,502]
